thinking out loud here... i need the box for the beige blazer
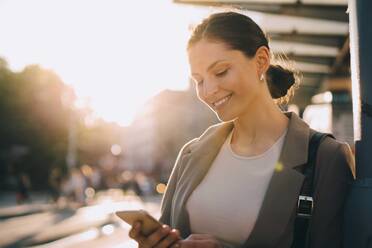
[159,112,355,248]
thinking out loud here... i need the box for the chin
[215,111,237,123]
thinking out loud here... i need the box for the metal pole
[344,0,372,247]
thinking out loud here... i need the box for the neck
[231,96,289,155]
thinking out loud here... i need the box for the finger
[129,222,142,239]
[169,229,182,241]
[171,228,181,239]
[170,242,181,248]
[129,222,150,247]
[153,231,180,248]
[162,228,181,242]
[143,225,171,247]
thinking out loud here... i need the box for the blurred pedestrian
[61,168,87,205]
[129,11,355,248]
[72,168,87,204]
[16,173,31,204]
[90,166,102,190]
[49,168,63,203]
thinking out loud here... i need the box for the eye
[215,69,228,77]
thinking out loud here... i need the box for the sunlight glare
[0,0,211,126]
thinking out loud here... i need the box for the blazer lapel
[172,122,234,237]
[242,113,311,247]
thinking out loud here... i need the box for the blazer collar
[188,112,311,170]
[279,112,311,168]
[174,112,311,246]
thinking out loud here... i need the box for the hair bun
[266,64,296,99]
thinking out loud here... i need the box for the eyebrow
[192,60,228,76]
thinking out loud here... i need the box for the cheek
[235,69,259,92]
[228,71,251,94]
[195,86,209,105]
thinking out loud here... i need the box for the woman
[129,11,355,248]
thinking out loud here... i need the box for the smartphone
[116,210,162,236]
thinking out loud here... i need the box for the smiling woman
[127,11,355,248]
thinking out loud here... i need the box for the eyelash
[215,69,228,77]
[194,68,228,86]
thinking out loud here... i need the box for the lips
[212,94,232,108]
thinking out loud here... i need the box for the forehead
[188,40,229,63]
[188,39,247,73]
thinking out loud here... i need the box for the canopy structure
[174,0,350,109]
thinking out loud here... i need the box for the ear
[254,46,270,78]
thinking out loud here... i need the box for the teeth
[213,95,231,107]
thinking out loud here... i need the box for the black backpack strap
[291,132,334,248]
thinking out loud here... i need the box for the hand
[129,221,181,248]
[171,234,223,248]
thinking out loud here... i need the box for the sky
[0,0,213,126]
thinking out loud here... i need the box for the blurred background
[0,0,353,247]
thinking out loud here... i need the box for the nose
[203,79,219,99]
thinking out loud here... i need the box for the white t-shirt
[186,129,287,246]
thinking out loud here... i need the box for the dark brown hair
[188,11,299,104]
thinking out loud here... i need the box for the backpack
[291,132,335,248]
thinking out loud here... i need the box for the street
[0,190,161,248]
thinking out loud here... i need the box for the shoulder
[314,131,356,180]
[197,121,228,141]
[309,134,355,245]
[179,122,229,154]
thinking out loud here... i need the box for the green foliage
[0,57,125,190]
[0,60,73,189]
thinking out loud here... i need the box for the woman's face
[188,39,266,122]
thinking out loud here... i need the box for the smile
[213,94,232,108]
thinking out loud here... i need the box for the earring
[260,74,264,81]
